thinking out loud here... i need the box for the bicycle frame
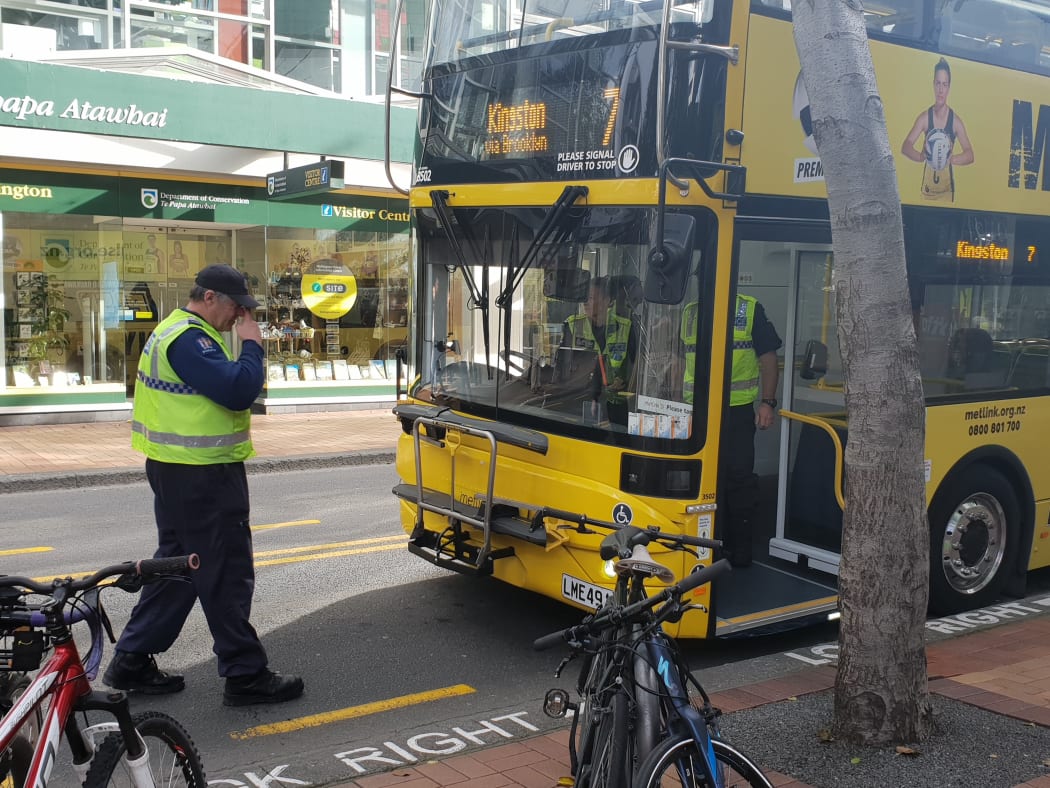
[644,633,723,787]
[0,566,198,788]
[0,631,151,788]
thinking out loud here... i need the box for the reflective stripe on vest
[131,310,254,464]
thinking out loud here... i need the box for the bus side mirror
[644,213,695,304]
[800,340,828,380]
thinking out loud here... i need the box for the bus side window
[940,0,1048,72]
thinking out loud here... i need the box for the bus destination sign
[482,87,622,170]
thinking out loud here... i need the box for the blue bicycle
[536,522,773,788]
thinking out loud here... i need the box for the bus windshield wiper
[431,189,486,308]
[430,189,492,369]
[495,185,587,384]
[495,185,588,311]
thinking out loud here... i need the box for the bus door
[768,246,848,576]
[715,229,839,635]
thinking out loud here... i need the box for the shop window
[2,215,127,392]
[260,227,409,387]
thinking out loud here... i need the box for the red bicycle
[0,555,206,788]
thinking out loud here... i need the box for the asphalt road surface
[5,465,1047,787]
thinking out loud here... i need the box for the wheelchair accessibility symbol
[612,503,633,525]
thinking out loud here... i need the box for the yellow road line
[251,520,321,533]
[230,684,477,740]
[26,536,406,583]
[255,543,404,567]
[0,547,53,557]
[253,535,404,558]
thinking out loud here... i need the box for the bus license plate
[562,574,612,610]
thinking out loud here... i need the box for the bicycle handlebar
[533,507,721,556]
[533,558,731,651]
[0,554,200,598]
[598,525,719,561]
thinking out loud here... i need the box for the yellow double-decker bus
[389,0,1050,637]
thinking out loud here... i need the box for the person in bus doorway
[104,264,304,706]
[559,275,636,425]
[681,293,781,567]
[900,57,974,202]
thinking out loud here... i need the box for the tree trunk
[791,0,932,745]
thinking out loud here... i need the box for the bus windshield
[426,0,715,65]
[413,202,715,451]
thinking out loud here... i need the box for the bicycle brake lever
[554,654,574,679]
[113,572,144,593]
[96,594,117,643]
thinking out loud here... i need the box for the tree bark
[791,0,932,744]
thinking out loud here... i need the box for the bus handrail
[778,409,846,511]
[384,0,412,196]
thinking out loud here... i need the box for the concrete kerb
[0,450,396,494]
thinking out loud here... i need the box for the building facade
[0,0,424,97]
[1,42,416,424]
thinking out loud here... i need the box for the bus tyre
[928,465,1020,615]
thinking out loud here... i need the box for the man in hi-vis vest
[105,264,304,706]
[682,293,781,567]
[560,275,636,425]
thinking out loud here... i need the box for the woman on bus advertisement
[901,57,976,202]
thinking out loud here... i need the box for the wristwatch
[761,398,778,409]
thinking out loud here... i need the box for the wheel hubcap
[940,493,1006,594]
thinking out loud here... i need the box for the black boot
[103,651,185,694]
[223,669,304,706]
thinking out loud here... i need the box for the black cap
[195,264,259,309]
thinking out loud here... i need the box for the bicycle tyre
[634,734,773,788]
[582,687,629,788]
[82,710,206,788]
[1,673,39,788]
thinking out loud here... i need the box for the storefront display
[0,167,410,417]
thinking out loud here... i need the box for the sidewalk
[0,408,401,493]
[3,413,1050,785]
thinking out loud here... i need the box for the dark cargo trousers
[721,403,759,564]
[117,459,268,678]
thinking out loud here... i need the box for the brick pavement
[0,408,400,478]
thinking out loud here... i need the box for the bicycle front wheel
[634,734,773,788]
[83,710,206,788]
[582,688,630,788]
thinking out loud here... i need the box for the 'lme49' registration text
[562,574,612,610]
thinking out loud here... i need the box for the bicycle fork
[645,638,723,788]
[73,689,155,787]
[633,627,662,765]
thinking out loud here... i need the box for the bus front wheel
[928,465,1020,615]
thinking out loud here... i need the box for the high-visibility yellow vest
[566,311,632,382]
[131,310,254,464]
[681,295,759,406]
